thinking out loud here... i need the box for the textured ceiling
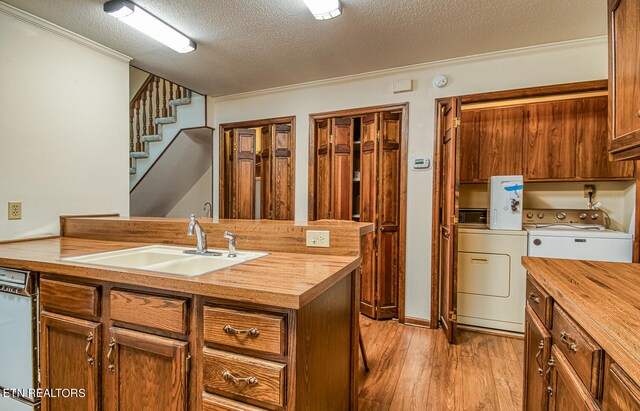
[5,0,606,96]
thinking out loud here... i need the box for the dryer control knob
[526,212,534,219]
[579,213,587,219]
[537,213,544,219]
[556,212,567,220]
[591,213,599,220]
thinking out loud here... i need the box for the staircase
[129,75,207,191]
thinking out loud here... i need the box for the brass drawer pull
[85,333,94,366]
[528,292,540,304]
[222,370,258,385]
[223,324,260,337]
[107,338,116,373]
[560,332,578,353]
[535,340,544,376]
[546,356,555,397]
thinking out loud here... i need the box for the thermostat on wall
[411,156,432,170]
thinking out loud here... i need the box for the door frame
[307,103,409,323]
[218,116,296,219]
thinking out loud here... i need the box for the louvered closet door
[359,113,378,318]
[232,128,256,219]
[315,120,332,219]
[272,124,293,220]
[260,125,272,219]
[376,112,401,319]
[331,117,354,220]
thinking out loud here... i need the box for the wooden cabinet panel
[272,124,293,220]
[524,306,551,411]
[459,109,481,182]
[110,289,188,335]
[106,327,188,411]
[478,106,524,180]
[203,393,267,411]
[331,117,353,220]
[203,348,286,408]
[203,306,286,355]
[40,278,100,320]
[260,126,272,219]
[549,345,600,411]
[526,275,553,328]
[551,304,603,398]
[359,231,376,318]
[360,113,377,224]
[232,128,256,219]
[40,312,100,411]
[608,0,640,160]
[577,97,635,178]
[525,100,577,180]
[602,359,640,410]
[315,120,331,219]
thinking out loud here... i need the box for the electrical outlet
[306,230,330,248]
[8,201,22,220]
[583,184,596,198]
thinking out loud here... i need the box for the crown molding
[0,1,131,63]
[212,36,607,101]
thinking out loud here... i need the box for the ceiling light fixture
[303,0,342,20]
[103,0,196,53]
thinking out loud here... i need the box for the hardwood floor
[358,316,524,411]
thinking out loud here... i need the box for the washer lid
[526,227,633,239]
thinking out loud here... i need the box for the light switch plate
[8,201,21,220]
[306,230,330,248]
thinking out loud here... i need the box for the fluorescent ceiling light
[104,0,196,53]
[303,0,342,20]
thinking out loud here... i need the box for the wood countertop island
[0,216,373,411]
[522,256,640,409]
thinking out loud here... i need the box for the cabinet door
[576,97,635,179]
[608,0,640,160]
[459,109,481,182]
[525,100,577,180]
[40,312,100,411]
[331,117,354,220]
[260,126,272,219]
[478,106,524,180]
[523,306,551,411]
[232,128,256,219]
[315,119,331,219]
[376,112,401,319]
[548,346,600,411]
[602,359,640,410]
[105,327,188,411]
[272,124,294,220]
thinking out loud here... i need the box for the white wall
[129,66,150,101]
[0,4,131,240]
[208,37,608,321]
[167,167,213,218]
[460,181,636,233]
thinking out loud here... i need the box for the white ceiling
[5,0,607,97]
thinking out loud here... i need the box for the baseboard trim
[404,316,432,329]
[458,324,524,339]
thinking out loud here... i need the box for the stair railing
[129,75,190,155]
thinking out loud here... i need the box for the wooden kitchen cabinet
[548,345,600,411]
[602,357,640,410]
[608,0,640,161]
[40,312,101,411]
[523,306,551,411]
[105,327,189,411]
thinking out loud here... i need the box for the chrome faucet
[187,214,207,254]
[223,231,237,258]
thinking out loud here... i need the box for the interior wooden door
[331,117,354,220]
[231,128,256,219]
[315,120,332,219]
[106,327,188,411]
[40,312,101,411]
[376,112,401,319]
[272,124,294,220]
[439,98,460,343]
[359,113,378,318]
[260,125,272,219]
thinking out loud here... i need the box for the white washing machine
[457,227,528,333]
[525,208,633,263]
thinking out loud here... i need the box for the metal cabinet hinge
[186,353,191,374]
[449,311,457,321]
[453,117,461,128]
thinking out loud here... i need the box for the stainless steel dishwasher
[0,268,39,410]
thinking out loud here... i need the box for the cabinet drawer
[40,278,100,319]
[551,304,603,398]
[110,290,188,335]
[526,275,552,327]
[204,306,286,355]
[203,393,267,411]
[203,348,286,408]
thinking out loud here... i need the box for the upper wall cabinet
[608,0,640,161]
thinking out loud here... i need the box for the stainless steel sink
[61,245,268,276]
